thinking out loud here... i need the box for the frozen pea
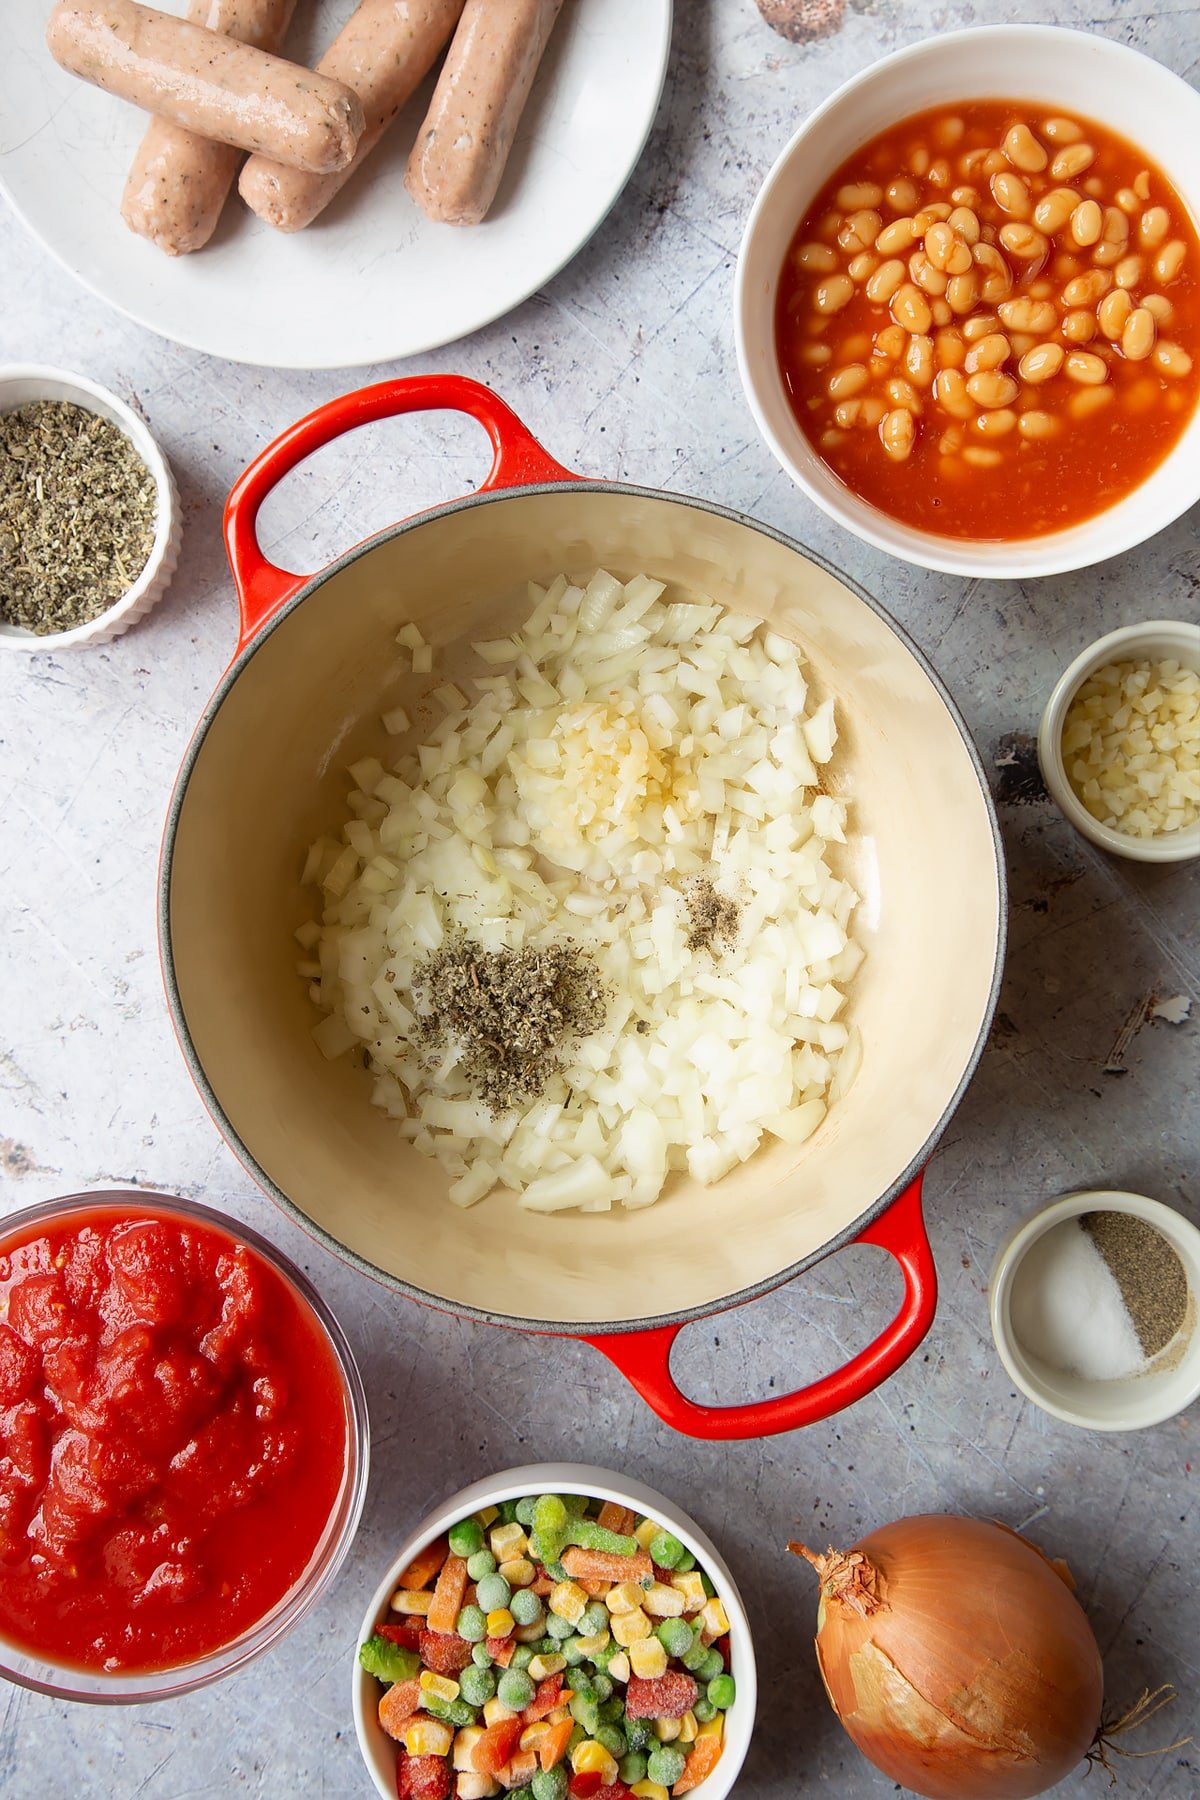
[510,1588,544,1627]
[579,1603,610,1638]
[536,1637,557,1656]
[692,1696,717,1723]
[531,1768,568,1800]
[648,1529,685,1569]
[708,1672,736,1709]
[656,1617,694,1658]
[699,1647,725,1684]
[701,1572,716,1599]
[563,1494,589,1517]
[458,1664,496,1708]
[682,1633,710,1672]
[647,1745,687,1787]
[497,1668,535,1711]
[511,1644,536,1671]
[467,1549,497,1581]
[599,1694,624,1725]
[448,1516,484,1557]
[591,1672,613,1703]
[567,1722,586,1752]
[471,1642,494,1669]
[456,1604,488,1643]
[596,1723,627,1758]
[498,1499,520,1524]
[515,1496,538,1526]
[619,1750,648,1783]
[624,1716,651,1754]
[546,1612,575,1641]
[475,1573,512,1612]
[675,1549,696,1573]
[562,1635,589,1667]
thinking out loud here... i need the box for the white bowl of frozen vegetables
[352,1463,756,1800]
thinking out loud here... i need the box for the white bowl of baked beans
[1038,620,1200,863]
[735,26,1200,579]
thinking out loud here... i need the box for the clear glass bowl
[0,1189,370,1703]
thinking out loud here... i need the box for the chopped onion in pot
[303,570,865,1211]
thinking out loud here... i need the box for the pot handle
[583,1175,936,1440]
[223,374,579,651]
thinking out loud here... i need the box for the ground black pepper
[684,875,741,955]
[0,400,157,635]
[1083,1211,1190,1358]
[412,936,608,1115]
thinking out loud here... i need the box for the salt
[1010,1218,1145,1382]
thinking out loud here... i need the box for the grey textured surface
[1,1,1198,1796]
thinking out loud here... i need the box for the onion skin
[791,1515,1104,1800]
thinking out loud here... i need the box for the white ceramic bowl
[735,25,1200,580]
[0,364,180,651]
[1037,619,1200,863]
[352,1463,757,1799]
[990,1190,1200,1431]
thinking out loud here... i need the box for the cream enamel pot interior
[160,376,1006,1440]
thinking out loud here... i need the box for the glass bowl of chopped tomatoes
[352,1464,756,1800]
[0,1189,369,1701]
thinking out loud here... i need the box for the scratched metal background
[1,0,1197,1795]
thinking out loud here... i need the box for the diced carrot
[523,1673,564,1722]
[532,1575,554,1596]
[673,1736,723,1794]
[578,1577,608,1597]
[425,1552,468,1635]
[597,1501,637,1535]
[539,1719,574,1771]
[487,1634,516,1667]
[501,1749,538,1784]
[471,1717,524,1776]
[561,1546,653,1585]
[377,1677,421,1739]
[397,1534,450,1591]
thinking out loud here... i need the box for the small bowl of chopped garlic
[1038,620,1200,862]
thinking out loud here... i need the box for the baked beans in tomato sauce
[776,102,1200,539]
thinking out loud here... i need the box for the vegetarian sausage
[238,0,465,233]
[47,0,364,175]
[405,0,565,226]
[121,0,298,255]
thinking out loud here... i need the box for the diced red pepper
[716,1632,732,1670]
[624,1671,698,1720]
[396,1752,451,1800]
[486,1634,516,1667]
[377,1621,422,1651]
[523,1672,564,1721]
[419,1628,473,1676]
[592,1786,631,1800]
[471,1716,524,1776]
[569,1776,604,1799]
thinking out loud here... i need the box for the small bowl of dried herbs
[0,364,180,651]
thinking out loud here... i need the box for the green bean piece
[563,1518,639,1557]
[708,1672,736,1709]
[448,1517,485,1557]
[701,1572,717,1599]
[647,1744,688,1786]
[466,1549,498,1581]
[510,1588,544,1627]
[458,1664,496,1708]
[422,1693,476,1728]
[648,1529,685,1569]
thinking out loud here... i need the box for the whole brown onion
[789,1514,1105,1800]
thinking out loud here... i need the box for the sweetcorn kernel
[520,1722,550,1751]
[419,1670,459,1704]
[490,1522,529,1563]
[499,1557,536,1589]
[483,1698,519,1726]
[607,1651,631,1684]
[634,1519,662,1552]
[630,1785,670,1800]
[628,1637,668,1679]
[698,1713,725,1741]
[486,1608,515,1637]
[528,1653,566,1682]
[477,1505,500,1527]
[678,1710,699,1744]
[575,1631,611,1657]
[669,1572,707,1612]
[572,1740,620,1781]
[611,1608,652,1646]
[456,1777,499,1800]
[452,1726,485,1771]
[700,1597,730,1640]
[643,1582,686,1618]
[549,1581,589,1625]
[605,1580,646,1616]
[653,1717,682,1743]
[403,1717,454,1757]
[391,1588,434,1615]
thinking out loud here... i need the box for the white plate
[0,0,671,369]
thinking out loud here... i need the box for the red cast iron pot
[160,374,1006,1439]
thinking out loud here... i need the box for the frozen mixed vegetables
[359,1492,737,1799]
